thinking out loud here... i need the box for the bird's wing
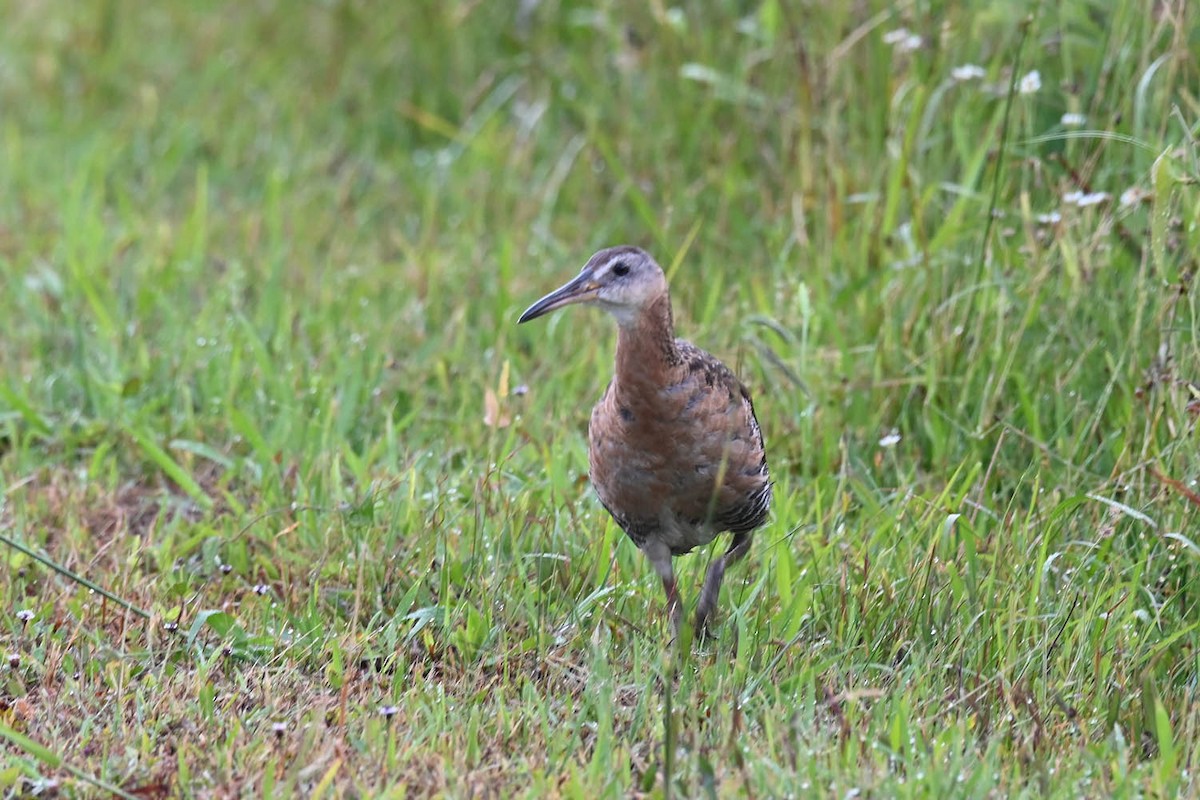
[668,340,772,534]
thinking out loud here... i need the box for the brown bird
[518,245,771,635]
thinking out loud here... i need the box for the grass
[1,0,1198,796]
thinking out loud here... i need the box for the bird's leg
[694,532,753,636]
[644,540,683,634]
[663,576,683,634]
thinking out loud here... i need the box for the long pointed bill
[517,269,600,323]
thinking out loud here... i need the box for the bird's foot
[691,610,718,643]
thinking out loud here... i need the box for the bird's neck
[613,292,679,388]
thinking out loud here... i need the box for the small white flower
[1068,191,1110,207]
[951,64,986,81]
[1018,70,1042,94]
[883,28,922,53]
[1061,112,1086,127]
[15,610,34,622]
[1120,187,1151,207]
[1075,191,1108,206]
[878,431,901,448]
[1036,211,1062,225]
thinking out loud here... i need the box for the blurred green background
[1,1,1198,796]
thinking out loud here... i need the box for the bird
[518,245,771,636]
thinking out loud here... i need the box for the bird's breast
[587,370,762,552]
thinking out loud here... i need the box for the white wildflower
[1018,70,1041,94]
[1035,211,1062,225]
[951,64,986,81]
[1119,187,1151,207]
[1074,192,1110,207]
[883,28,922,53]
[878,431,901,448]
[1063,190,1110,208]
[1060,112,1086,127]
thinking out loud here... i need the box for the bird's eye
[611,261,630,277]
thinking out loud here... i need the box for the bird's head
[517,246,667,327]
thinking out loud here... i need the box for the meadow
[1,1,1199,797]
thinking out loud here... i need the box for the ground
[1,1,1199,797]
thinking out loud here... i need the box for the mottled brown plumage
[518,246,771,635]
